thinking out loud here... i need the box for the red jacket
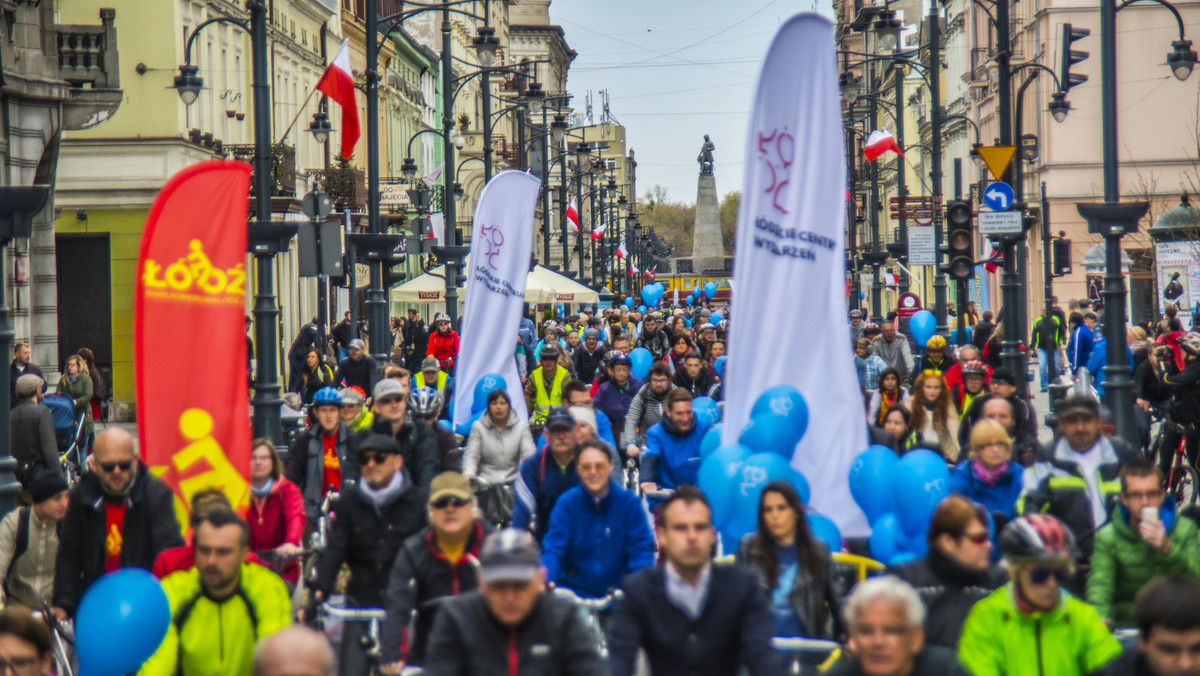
[246,477,305,582]
[427,330,460,366]
[944,361,993,392]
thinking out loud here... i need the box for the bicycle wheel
[1170,465,1200,509]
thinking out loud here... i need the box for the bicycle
[1147,409,1200,509]
[319,602,388,675]
[34,607,75,676]
[551,587,624,659]
[623,458,640,492]
[470,476,514,528]
[770,637,841,676]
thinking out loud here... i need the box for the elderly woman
[948,419,1024,523]
[825,576,964,675]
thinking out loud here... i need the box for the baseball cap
[990,368,1018,386]
[545,407,575,431]
[373,379,406,402]
[429,472,473,504]
[1057,395,1100,421]
[569,406,597,431]
[349,338,366,350]
[15,374,43,398]
[479,529,541,584]
[421,356,440,372]
[357,433,401,455]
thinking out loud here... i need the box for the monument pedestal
[692,173,726,271]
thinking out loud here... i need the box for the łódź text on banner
[722,14,869,535]
[134,161,253,530]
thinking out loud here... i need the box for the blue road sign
[983,181,1015,211]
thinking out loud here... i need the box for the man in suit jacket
[608,486,782,676]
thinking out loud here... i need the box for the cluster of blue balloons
[849,446,951,566]
[697,385,839,553]
[908,309,937,349]
[76,569,170,676]
[455,373,508,436]
[641,283,666,307]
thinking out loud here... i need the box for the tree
[640,185,695,253]
[718,191,740,252]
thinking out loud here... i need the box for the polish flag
[643,265,657,280]
[616,238,627,259]
[863,129,901,161]
[884,271,897,289]
[420,163,444,188]
[982,238,1001,273]
[316,39,360,161]
[629,263,639,277]
[590,221,606,241]
[566,198,580,233]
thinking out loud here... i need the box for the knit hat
[30,470,68,504]
[569,406,597,432]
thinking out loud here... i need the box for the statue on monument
[697,135,715,176]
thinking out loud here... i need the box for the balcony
[225,144,297,197]
[53,8,123,130]
[308,164,366,210]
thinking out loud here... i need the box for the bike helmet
[608,352,632,368]
[697,323,714,333]
[716,319,728,333]
[927,335,947,350]
[312,387,342,408]
[1000,514,1076,563]
[434,313,451,324]
[1180,332,1200,358]
[409,386,443,417]
[961,360,987,377]
[539,343,561,360]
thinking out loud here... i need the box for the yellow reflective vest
[531,366,569,422]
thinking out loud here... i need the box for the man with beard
[636,312,671,361]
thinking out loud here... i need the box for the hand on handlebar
[276,543,302,558]
[380,663,406,676]
[1137,398,1151,412]
[626,445,641,458]
[640,481,658,495]
[51,607,68,622]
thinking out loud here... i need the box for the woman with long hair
[77,347,105,423]
[57,354,93,441]
[907,370,960,461]
[867,366,908,427]
[245,438,305,585]
[665,334,695,375]
[294,348,334,405]
[735,481,842,640]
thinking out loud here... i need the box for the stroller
[41,393,87,484]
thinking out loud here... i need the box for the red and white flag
[316,39,360,161]
[421,163,444,188]
[863,129,901,161]
[983,238,1002,273]
[629,263,639,277]
[616,238,627,259]
[590,221,606,241]
[565,198,580,233]
[643,264,657,280]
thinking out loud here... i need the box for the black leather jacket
[734,533,845,640]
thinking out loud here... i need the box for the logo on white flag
[756,128,796,214]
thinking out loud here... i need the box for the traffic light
[1052,233,1073,276]
[1060,23,1090,92]
[944,199,975,281]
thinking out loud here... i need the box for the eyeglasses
[98,460,133,473]
[431,496,469,509]
[960,531,991,545]
[0,656,39,672]
[357,452,391,466]
[1028,567,1070,585]
[1124,490,1163,501]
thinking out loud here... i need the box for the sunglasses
[960,531,990,545]
[1028,567,1070,585]
[98,460,133,473]
[431,496,470,509]
[357,452,392,466]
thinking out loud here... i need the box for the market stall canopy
[390,264,600,305]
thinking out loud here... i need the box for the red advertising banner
[134,161,252,528]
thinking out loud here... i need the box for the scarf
[251,478,274,498]
[877,390,900,426]
[63,372,83,386]
[971,460,1010,487]
[358,470,405,508]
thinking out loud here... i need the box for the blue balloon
[694,285,703,301]
[437,419,452,432]
[868,513,904,563]
[710,312,724,324]
[808,514,843,553]
[698,444,752,527]
[641,286,657,306]
[750,385,809,439]
[455,410,483,437]
[692,396,722,426]
[686,294,695,305]
[909,309,937,349]
[699,424,725,460]
[713,355,727,377]
[906,529,930,557]
[890,551,921,566]
[624,297,634,308]
[719,516,756,555]
[733,452,800,527]
[470,373,508,414]
[76,568,170,676]
[849,445,901,524]
[629,347,654,381]
[891,449,952,536]
[638,304,647,314]
[789,469,811,505]
[704,281,717,299]
[738,413,802,458]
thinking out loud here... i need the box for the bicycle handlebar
[552,586,624,610]
[769,637,841,653]
[320,603,387,623]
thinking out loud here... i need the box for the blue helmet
[608,352,631,369]
[409,386,443,417]
[312,387,342,408]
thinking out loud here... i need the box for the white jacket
[463,411,536,484]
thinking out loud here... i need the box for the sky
[549,0,832,205]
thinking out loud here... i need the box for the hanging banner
[135,161,253,528]
[452,170,542,427]
[724,14,869,534]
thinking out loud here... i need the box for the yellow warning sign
[976,146,1018,181]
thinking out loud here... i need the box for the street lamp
[307,111,331,144]
[400,156,418,182]
[1048,92,1071,123]
[451,130,465,151]
[551,114,568,146]
[472,26,500,68]
[525,82,545,114]
[873,10,902,51]
[839,72,861,103]
[173,64,202,105]
[1170,39,1198,80]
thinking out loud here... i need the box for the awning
[390,264,600,305]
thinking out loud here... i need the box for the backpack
[4,507,61,595]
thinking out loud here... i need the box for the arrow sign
[983,181,1015,211]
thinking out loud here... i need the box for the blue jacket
[593,378,642,444]
[541,482,656,598]
[949,460,1024,520]
[1086,337,1134,397]
[518,317,537,352]
[513,447,580,543]
[642,417,710,493]
[1068,324,1094,375]
[536,410,616,451]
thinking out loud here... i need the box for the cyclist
[1094,575,1200,676]
[426,313,460,373]
[541,441,655,598]
[623,363,676,459]
[252,625,335,676]
[284,386,353,528]
[913,335,951,385]
[959,514,1121,676]
[594,354,641,449]
[410,386,458,472]
[524,344,571,431]
[338,386,372,433]
[139,509,291,676]
[636,312,671,361]
[464,389,535,526]
[512,408,580,543]
[640,389,709,506]
[1149,332,1200,472]
[951,360,989,419]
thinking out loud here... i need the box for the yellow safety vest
[415,371,448,391]
[531,366,569,422]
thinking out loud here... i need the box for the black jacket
[9,363,43,409]
[636,329,671,362]
[381,521,493,664]
[958,393,1038,455]
[971,320,996,350]
[672,367,719,398]
[330,320,354,349]
[1160,357,1200,424]
[825,646,965,676]
[288,323,321,364]
[334,354,379,395]
[313,470,428,607]
[608,564,782,676]
[352,414,439,489]
[573,346,608,383]
[735,534,844,640]
[10,400,59,481]
[52,464,183,614]
[404,320,429,356]
[423,590,608,676]
[284,424,357,520]
[889,549,1007,648]
[1092,647,1154,676]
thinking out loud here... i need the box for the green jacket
[56,373,93,436]
[958,585,1121,676]
[1086,503,1200,626]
